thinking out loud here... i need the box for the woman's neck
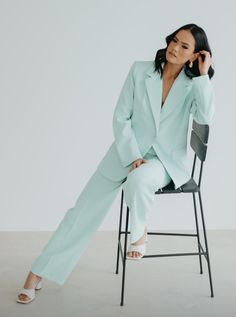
[163,62,183,80]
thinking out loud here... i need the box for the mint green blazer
[97,61,215,189]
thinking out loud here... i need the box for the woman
[17,23,215,303]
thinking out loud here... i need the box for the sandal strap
[18,288,35,299]
[128,243,146,255]
[35,279,42,290]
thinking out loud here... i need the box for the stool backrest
[190,120,210,187]
[190,120,209,161]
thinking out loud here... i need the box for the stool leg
[120,206,129,306]
[192,192,203,274]
[116,190,124,274]
[198,191,214,298]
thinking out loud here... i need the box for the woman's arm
[190,74,216,124]
[112,62,143,168]
[190,50,216,124]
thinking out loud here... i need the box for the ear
[191,52,199,62]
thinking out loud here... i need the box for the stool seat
[156,178,200,194]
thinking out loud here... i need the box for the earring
[189,60,193,68]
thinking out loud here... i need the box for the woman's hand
[129,158,147,172]
[197,50,213,76]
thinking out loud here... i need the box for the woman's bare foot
[17,271,42,302]
[127,226,147,259]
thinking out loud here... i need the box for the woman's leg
[122,155,172,258]
[28,168,123,286]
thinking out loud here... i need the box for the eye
[182,46,188,49]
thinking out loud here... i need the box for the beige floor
[0,230,236,317]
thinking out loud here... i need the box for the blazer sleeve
[112,61,142,168]
[190,74,216,124]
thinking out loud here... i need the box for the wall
[0,0,234,231]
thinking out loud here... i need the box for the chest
[161,77,176,107]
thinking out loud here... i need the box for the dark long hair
[154,23,214,79]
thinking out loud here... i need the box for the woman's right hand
[129,158,147,172]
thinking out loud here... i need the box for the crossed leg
[122,156,172,258]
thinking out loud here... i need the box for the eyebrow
[174,35,190,46]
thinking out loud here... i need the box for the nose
[173,44,179,52]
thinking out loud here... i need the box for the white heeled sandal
[126,243,146,260]
[16,279,42,304]
[126,231,148,260]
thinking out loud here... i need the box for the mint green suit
[31,61,215,285]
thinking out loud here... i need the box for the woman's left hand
[197,50,213,76]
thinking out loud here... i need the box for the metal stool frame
[115,120,214,306]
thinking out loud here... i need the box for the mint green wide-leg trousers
[31,147,171,285]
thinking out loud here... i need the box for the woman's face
[166,29,198,66]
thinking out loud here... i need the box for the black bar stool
[115,120,214,306]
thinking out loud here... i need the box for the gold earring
[189,60,193,68]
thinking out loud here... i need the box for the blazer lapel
[160,67,191,122]
[145,62,162,132]
[145,61,192,131]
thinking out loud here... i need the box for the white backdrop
[0,0,235,231]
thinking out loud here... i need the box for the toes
[127,251,142,258]
[134,251,142,258]
[127,249,144,258]
[18,294,30,301]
